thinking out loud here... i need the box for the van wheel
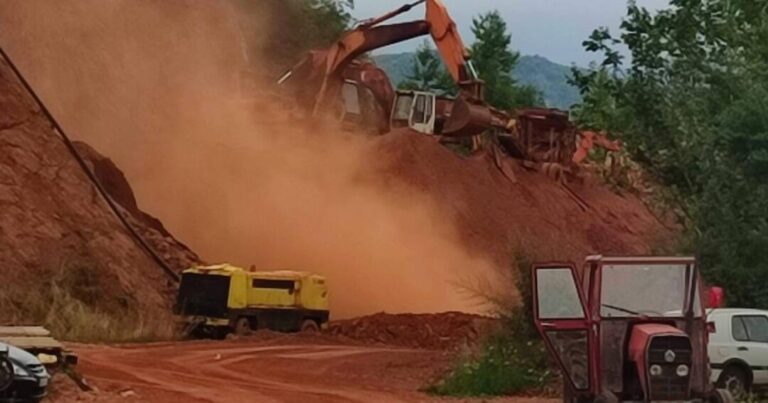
[233,317,252,336]
[718,365,750,399]
[300,319,319,333]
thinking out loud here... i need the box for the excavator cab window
[391,93,413,128]
[413,95,426,124]
[409,92,436,134]
[341,81,361,123]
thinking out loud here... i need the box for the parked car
[708,308,768,398]
[0,342,50,402]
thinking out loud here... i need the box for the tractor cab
[532,256,732,402]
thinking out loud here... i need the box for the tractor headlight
[650,364,663,377]
[676,364,689,377]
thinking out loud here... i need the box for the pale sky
[352,0,671,66]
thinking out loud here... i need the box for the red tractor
[532,255,733,402]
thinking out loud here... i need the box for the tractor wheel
[709,388,736,403]
[300,319,319,333]
[561,382,576,403]
[718,365,750,399]
[593,392,618,403]
[233,317,252,336]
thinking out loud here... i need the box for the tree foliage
[398,40,457,95]
[399,11,543,110]
[470,11,543,110]
[232,0,353,70]
[571,0,768,306]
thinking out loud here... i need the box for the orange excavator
[278,0,507,138]
[277,0,621,172]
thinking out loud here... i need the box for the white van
[707,308,768,398]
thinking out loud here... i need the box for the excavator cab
[279,0,500,140]
[391,90,436,135]
[339,80,387,135]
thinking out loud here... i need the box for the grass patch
[428,332,551,396]
[0,260,176,343]
[428,253,555,397]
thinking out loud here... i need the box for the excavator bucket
[441,97,492,137]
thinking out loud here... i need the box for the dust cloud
[0,0,500,318]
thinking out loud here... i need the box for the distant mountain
[371,53,582,110]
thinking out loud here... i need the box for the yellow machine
[174,264,329,337]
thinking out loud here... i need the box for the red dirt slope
[0,55,197,325]
[375,132,674,268]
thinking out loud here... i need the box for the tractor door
[532,263,595,395]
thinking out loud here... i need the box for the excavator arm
[280,0,492,137]
[425,0,483,98]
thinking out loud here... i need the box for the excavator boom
[280,0,491,137]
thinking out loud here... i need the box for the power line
[0,47,180,283]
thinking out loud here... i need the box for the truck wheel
[717,365,749,399]
[300,319,319,333]
[233,317,252,336]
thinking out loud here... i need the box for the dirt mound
[328,312,498,350]
[374,132,675,269]
[0,55,197,329]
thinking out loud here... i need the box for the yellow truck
[174,264,329,337]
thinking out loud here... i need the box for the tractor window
[536,268,585,319]
[737,315,768,342]
[600,264,688,318]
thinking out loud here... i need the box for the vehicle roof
[709,308,768,315]
[585,255,695,264]
[185,264,324,280]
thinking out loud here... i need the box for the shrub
[428,253,555,397]
[0,261,176,343]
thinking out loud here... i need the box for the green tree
[231,0,354,70]
[571,0,768,307]
[398,40,456,95]
[470,11,542,110]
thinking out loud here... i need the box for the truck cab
[533,256,732,402]
[175,264,329,337]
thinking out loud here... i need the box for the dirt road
[50,334,556,402]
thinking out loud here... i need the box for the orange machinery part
[573,130,622,164]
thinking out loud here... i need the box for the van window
[742,315,768,342]
[732,316,748,341]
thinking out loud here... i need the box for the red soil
[374,131,674,269]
